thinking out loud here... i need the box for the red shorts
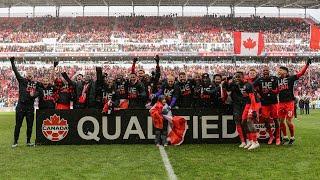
[261,104,279,119]
[278,101,294,119]
[242,104,260,121]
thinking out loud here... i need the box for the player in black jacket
[176,72,193,108]
[10,57,39,147]
[38,77,56,110]
[127,73,147,108]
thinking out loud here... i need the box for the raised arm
[154,55,161,82]
[296,58,311,79]
[10,57,23,82]
[131,57,138,74]
[61,72,74,85]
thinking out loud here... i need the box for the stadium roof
[0,0,320,9]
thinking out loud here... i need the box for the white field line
[159,146,178,180]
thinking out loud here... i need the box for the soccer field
[1,110,320,179]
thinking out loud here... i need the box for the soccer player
[246,68,259,83]
[277,59,311,145]
[95,67,117,113]
[61,71,94,109]
[195,73,216,108]
[38,76,56,110]
[176,72,193,108]
[114,73,129,109]
[10,57,39,147]
[54,77,75,110]
[37,62,58,110]
[155,75,180,109]
[225,71,260,149]
[253,67,280,145]
[212,74,227,109]
[127,73,147,108]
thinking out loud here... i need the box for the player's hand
[54,61,59,68]
[133,57,138,63]
[154,55,160,64]
[10,57,15,62]
[307,58,312,65]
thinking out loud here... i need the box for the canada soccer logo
[42,114,69,142]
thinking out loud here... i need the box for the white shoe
[11,143,18,148]
[239,142,246,148]
[26,142,35,147]
[248,142,260,150]
[244,142,252,149]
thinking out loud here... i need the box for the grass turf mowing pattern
[166,110,320,179]
[0,112,167,180]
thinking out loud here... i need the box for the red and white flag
[234,32,264,56]
[310,25,320,49]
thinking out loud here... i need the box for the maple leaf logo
[43,114,67,126]
[42,114,69,142]
[243,37,256,50]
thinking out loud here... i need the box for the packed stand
[0,16,314,53]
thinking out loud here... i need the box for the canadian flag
[234,32,264,56]
[310,25,320,49]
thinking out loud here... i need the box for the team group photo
[0,0,320,179]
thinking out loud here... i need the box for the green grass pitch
[0,110,320,179]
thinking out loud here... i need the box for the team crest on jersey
[42,114,69,142]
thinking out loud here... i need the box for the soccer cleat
[282,137,290,145]
[268,136,274,145]
[11,143,18,148]
[248,142,260,150]
[276,138,281,146]
[26,142,35,147]
[239,142,246,148]
[288,138,295,145]
[244,142,252,149]
[164,143,168,147]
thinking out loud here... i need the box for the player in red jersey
[277,58,311,145]
[253,67,280,145]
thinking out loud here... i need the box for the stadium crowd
[0,16,314,53]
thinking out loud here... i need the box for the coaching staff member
[10,57,38,148]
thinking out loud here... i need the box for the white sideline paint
[159,146,178,180]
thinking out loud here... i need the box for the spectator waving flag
[234,32,264,56]
[310,25,320,49]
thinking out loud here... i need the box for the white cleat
[239,142,246,148]
[244,142,252,149]
[11,144,18,148]
[248,142,260,150]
